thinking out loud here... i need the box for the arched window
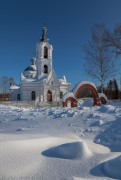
[41,95,43,102]
[47,90,52,102]
[31,91,36,100]
[44,46,48,58]
[44,65,48,74]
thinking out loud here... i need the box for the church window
[31,91,36,100]
[44,65,48,74]
[60,92,63,99]
[44,46,48,58]
[47,90,52,102]
[41,95,43,102]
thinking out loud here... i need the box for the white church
[10,27,70,105]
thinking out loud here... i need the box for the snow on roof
[98,93,108,101]
[59,75,70,85]
[73,81,97,95]
[59,79,71,85]
[22,74,48,83]
[62,92,76,102]
[22,78,37,82]
[38,74,48,81]
[10,85,20,90]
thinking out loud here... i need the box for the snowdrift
[103,155,121,179]
[42,141,92,159]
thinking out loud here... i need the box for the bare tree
[9,77,15,86]
[2,76,8,93]
[84,25,116,92]
[0,76,14,93]
[104,24,121,56]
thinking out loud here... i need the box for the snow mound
[99,104,116,113]
[42,141,92,159]
[103,155,121,179]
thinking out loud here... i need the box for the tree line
[98,79,120,100]
[0,76,15,93]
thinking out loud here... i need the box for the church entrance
[47,90,52,102]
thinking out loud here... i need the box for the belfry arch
[74,82,101,106]
[44,65,48,74]
[44,46,48,58]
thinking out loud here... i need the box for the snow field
[0,101,121,179]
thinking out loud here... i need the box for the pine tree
[113,79,119,99]
[107,80,113,99]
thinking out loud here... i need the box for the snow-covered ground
[0,100,121,180]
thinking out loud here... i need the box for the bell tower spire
[40,26,49,42]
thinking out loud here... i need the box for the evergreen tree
[106,79,119,99]
[107,80,113,99]
[113,79,119,99]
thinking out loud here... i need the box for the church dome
[24,65,36,72]
[23,58,37,78]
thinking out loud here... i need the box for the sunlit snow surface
[0,101,121,179]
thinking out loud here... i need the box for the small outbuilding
[63,92,77,108]
[63,81,105,108]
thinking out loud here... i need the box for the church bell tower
[36,27,53,79]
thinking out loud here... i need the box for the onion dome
[24,66,36,72]
[23,58,37,78]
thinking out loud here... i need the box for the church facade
[10,27,70,105]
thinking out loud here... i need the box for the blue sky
[0,0,121,88]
